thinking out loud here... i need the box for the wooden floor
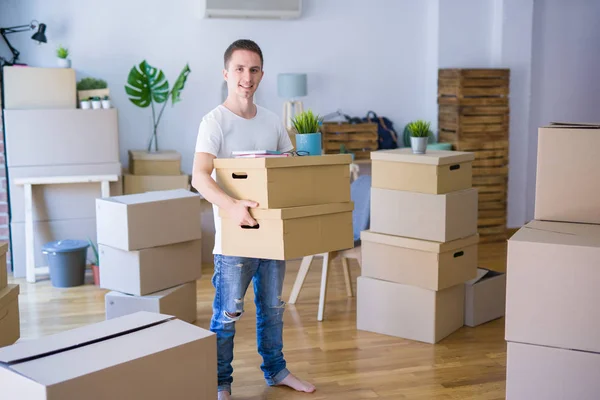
[8,240,509,399]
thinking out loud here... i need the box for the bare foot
[218,390,231,400]
[276,372,316,393]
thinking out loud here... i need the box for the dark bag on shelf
[363,111,399,149]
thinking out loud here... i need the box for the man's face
[223,49,264,100]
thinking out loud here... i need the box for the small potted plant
[101,95,111,109]
[80,97,91,109]
[88,238,100,286]
[91,96,102,110]
[407,120,431,154]
[291,109,323,156]
[56,45,70,68]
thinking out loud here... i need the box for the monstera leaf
[171,64,191,105]
[125,60,170,107]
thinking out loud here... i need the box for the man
[192,39,316,400]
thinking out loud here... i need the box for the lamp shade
[277,73,307,98]
[31,23,47,43]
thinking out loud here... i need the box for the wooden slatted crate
[321,122,378,160]
[438,69,510,106]
[439,105,509,141]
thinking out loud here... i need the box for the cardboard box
[200,199,216,265]
[506,342,600,400]
[96,189,202,251]
[360,230,478,291]
[4,109,119,168]
[220,202,354,260]
[0,312,216,399]
[0,284,20,348]
[371,187,478,242]
[357,276,464,344]
[2,66,76,110]
[106,281,197,323]
[123,173,189,195]
[213,154,351,208]
[371,148,474,194]
[0,243,7,291]
[100,240,202,296]
[128,150,182,176]
[8,163,122,223]
[506,220,600,353]
[464,268,506,327]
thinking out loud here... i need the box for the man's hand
[227,199,259,227]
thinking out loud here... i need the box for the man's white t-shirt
[194,104,294,256]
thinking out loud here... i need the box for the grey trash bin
[41,239,90,288]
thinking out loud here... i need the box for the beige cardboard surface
[0,285,20,348]
[128,150,182,176]
[123,173,189,194]
[0,243,7,290]
[356,276,464,344]
[96,189,202,251]
[0,312,216,399]
[3,67,77,110]
[360,230,478,291]
[214,154,352,208]
[535,123,600,224]
[506,220,600,353]
[506,342,600,400]
[220,202,354,260]
[200,199,216,264]
[4,109,120,168]
[8,163,122,223]
[371,187,478,242]
[99,239,202,296]
[371,149,474,194]
[106,281,197,323]
[464,268,505,327]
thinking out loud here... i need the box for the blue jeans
[210,254,290,394]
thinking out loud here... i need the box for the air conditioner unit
[203,0,302,19]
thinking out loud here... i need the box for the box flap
[129,150,181,161]
[510,220,600,248]
[370,148,474,165]
[213,154,352,169]
[544,122,600,129]
[0,284,19,310]
[219,202,354,220]
[105,189,199,205]
[0,311,173,364]
[360,230,478,253]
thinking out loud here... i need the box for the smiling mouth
[239,84,253,89]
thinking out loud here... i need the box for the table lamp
[278,73,307,130]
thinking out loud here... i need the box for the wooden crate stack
[437,68,510,243]
[320,122,378,160]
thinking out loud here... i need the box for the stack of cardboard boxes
[357,148,479,344]
[124,150,190,194]
[0,242,19,347]
[506,123,600,398]
[96,189,202,323]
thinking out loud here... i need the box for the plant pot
[80,100,91,110]
[57,58,71,68]
[101,100,111,109]
[91,264,100,286]
[295,132,322,156]
[410,136,428,154]
[91,100,102,110]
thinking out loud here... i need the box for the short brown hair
[224,39,264,69]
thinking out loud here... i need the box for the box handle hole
[449,164,461,171]
[241,224,260,230]
[453,251,464,258]
[232,173,248,179]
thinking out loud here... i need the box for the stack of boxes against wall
[505,123,600,399]
[437,68,510,243]
[0,242,19,347]
[1,67,122,278]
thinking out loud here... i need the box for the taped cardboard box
[0,284,20,348]
[2,66,76,110]
[213,154,351,208]
[371,187,478,242]
[123,173,189,195]
[106,281,197,323]
[220,202,354,260]
[128,150,182,176]
[371,148,473,194]
[96,189,202,251]
[0,312,216,399]
[464,267,505,327]
[506,220,600,353]
[0,243,7,291]
[360,230,478,291]
[99,239,202,296]
[535,122,600,224]
[357,276,464,344]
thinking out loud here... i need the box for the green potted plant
[77,77,109,103]
[87,238,100,286]
[90,96,102,110]
[291,109,323,156]
[80,97,91,110]
[407,120,432,154]
[124,60,191,152]
[56,45,70,68]
[101,95,111,109]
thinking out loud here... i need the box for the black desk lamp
[0,20,47,66]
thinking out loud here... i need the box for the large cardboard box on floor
[123,172,189,194]
[106,281,197,323]
[128,150,182,176]
[0,284,20,348]
[0,312,216,399]
[356,276,464,344]
[360,230,478,291]
[3,109,119,168]
[506,341,600,400]
[99,239,202,296]
[96,189,202,251]
[464,268,506,327]
[371,148,474,194]
[220,202,354,260]
[0,243,7,290]
[2,66,76,110]
[535,122,600,224]
[506,220,600,353]
[213,154,352,208]
[371,187,478,242]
